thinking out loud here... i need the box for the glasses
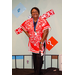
[32,11,38,14]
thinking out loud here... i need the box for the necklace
[33,18,39,35]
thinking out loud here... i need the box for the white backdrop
[12,0,62,69]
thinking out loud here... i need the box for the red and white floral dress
[20,17,51,56]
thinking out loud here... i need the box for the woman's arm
[22,28,30,38]
[39,29,49,50]
[41,29,49,43]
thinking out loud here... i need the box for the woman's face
[31,9,39,18]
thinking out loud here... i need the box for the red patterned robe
[20,17,51,56]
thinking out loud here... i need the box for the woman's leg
[32,53,37,74]
[35,53,43,75]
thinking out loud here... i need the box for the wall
[12,0,62,69]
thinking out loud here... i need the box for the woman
[21,7,50,75]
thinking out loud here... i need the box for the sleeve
[15,27,23,35]
[42,19,51,32]
[20,21,28,32]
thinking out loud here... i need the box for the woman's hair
[30,7,40,14]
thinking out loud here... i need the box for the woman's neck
[33,17,38,22]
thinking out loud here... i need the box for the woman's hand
[39,43,42,50]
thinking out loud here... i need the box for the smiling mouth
[34,14,38,17]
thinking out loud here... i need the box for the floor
[12,68,62,75]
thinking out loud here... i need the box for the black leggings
[32,42,46,75]
[32,53,43,75]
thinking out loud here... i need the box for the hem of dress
[28,50,44,56]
